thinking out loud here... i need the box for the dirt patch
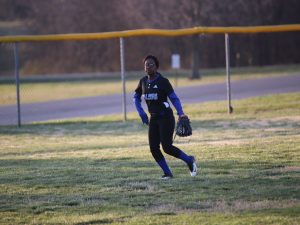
[211,199,300,212]
[271,166,300,173]
[207,139,249,146]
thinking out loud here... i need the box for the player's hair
[143,55,159,68]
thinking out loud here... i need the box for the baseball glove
[175,116,192,137]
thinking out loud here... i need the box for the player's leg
[149,117,173,178]
[159,114,197,176]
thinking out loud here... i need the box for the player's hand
[178,114,188,121]
[139,112,149,125]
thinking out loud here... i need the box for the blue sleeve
[168,92,184,116]
[133,92,146,116]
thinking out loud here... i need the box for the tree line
[1,0,300,78]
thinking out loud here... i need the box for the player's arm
[133,81,149,125]
[164,78,185,117]
[168,92,185,117]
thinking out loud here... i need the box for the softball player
[133,55,197,180]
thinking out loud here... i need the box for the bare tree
[1,0,300,76]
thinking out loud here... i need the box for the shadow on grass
[2,117,300,137]
[0,118,144,136]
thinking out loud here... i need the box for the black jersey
[135,74,174,114]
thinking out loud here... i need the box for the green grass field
[0,92,299,224]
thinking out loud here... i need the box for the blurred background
[1,0,300,78]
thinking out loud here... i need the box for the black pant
[148,110,182,162]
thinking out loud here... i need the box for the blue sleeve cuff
[168,92,184,116]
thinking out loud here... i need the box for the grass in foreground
[0,92,299,224]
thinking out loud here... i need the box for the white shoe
[161,174,173,180]
[188,156,197,177]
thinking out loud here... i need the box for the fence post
[13,42,21,127]
[225,33,233,114]
[120,37,127,121]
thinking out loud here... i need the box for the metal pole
[174,69,178,87]
[120,37,127,121]
[13,43,21,127]
[225,33,233,114]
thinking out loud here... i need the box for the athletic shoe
[188,156,197,177]
[161,173,173,180]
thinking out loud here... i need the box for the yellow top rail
[1,24,300,43]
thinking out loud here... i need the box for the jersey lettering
[144,93,158,100]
